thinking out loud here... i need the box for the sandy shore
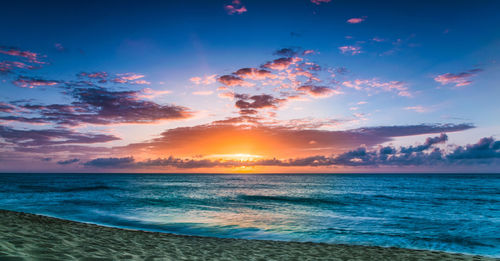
[0,209,497,260]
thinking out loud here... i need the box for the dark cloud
[356,124,472,138]
[57,158,80,165]
[0,102,16,113]
[447,137,500,160]
[84,157,134,168]
[235,94,285,111]
[217,75,252,87]
[3,87,192,126]
[400,133,448,153]
[0,126,119,147]
[274,48,299,57]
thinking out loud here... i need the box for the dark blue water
[0,173,499,257]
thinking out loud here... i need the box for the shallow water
[0,173,498,257]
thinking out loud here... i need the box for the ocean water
[0,173,498,257]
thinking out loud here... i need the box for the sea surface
[0,173,499,257]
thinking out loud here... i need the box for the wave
[237,194,346,206]
[17,184,114,193]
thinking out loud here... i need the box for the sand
[0,209,497,261]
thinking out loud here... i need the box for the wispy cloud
[297,85,342,98]
[0,46,46,64]
[224,0,247,15]
[346,17,365,24]
[434,69,482,87]
[310,0,331,5]
[192,91,214,96]
[12,76,60,88]
[190,74,217,85]
[339,45,362,55]
[343,78,411,97]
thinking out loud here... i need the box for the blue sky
[0,0,499,172]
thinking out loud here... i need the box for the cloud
[342,78,411,97]
[138,88,172,99]
[274,48,299,57]
[217,75,254,87]
[3,86,192,126]
[12,76,60,88]
[118,123,473,160]
[234,68,277,80]
[224,0,247,15]
[85,135,499,169]
[262,57,301,71]
[192,91,214,95]
[0,102,16,113]
[77,71,148,85]
[447,137,500,160]
[84,157,135,168]
[404,106,428,113]
[57,158,80,165]
[54,43,66,52]
[190,74,217,85]
[434,69,482,87]
[339,46,362,55]
[0,61,35,73]
[347,18,365,24]
[310,0,331,5]
[235,94,285,111]
[297,85,342,98]
[0,46,45,64]
[400,133,448,153]
[78,72,108,80]
[0,126,119,147]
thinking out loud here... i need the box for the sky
[0,0,499,173]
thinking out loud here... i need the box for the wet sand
[0,209,497,260]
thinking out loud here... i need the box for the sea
[0,173,498,257]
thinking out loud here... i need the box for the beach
[0,210,496,261]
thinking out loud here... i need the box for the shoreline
[1,209,498,260]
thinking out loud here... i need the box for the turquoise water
[0,173,498,257]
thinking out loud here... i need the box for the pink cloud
[224,0,247,15]
[434,69,482,87]
[0,47,45,64]
[138,88,172,99]
[217,75,254,87]
[190,74,217,85]
[234,68,277,80]
[372,37,385,42]
[310,0,331,5]
[404,106,428,113]
[339,45,362,55]
[134,80,151,85]
[347,17,365,24]
[13,76,59,88]
[117,73,144,81]
[0,61,34,72]
[297,85,342,98]
[262,57,302,71]
[343,79,411,97]
[192,91,214,96]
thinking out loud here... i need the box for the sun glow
[208,153,263,162]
